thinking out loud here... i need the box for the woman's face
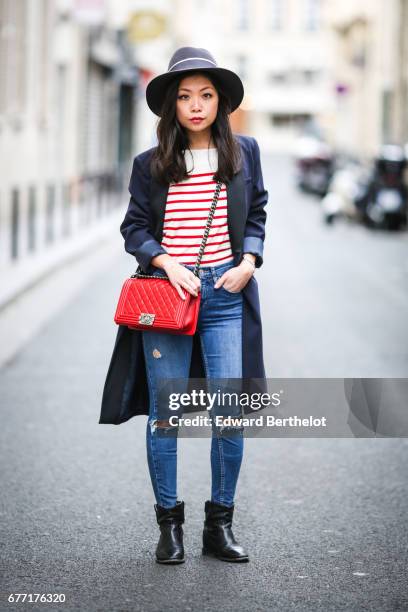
[176,74,219,142]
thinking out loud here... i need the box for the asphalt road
[261,155,408,377]
[1,155,407,612]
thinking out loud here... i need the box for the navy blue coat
[99,133,268,424]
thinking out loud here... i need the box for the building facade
[0,0,138,293]
[327,0,408,158]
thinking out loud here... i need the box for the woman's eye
[177,93,212,99]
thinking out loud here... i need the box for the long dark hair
[150,70,242,185]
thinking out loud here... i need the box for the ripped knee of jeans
[149,418,179,436]
[213,415,245,437]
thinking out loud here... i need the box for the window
[236,54,248,80]
[303,69,319,84]
[237,0,249,31]
[268,71,288,85]
[269,113,311,129]
[304,0,320,32]
[0,0,27,116]
[269,0,283,31]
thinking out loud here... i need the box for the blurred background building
[0,0,407,307]
[327,0,408,158]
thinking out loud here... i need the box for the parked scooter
[359,146,407,230]
[294,137,335,197]
[322,160,369,225]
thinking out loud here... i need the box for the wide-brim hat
[146,46,244,117]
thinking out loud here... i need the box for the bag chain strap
[131,179,223,279]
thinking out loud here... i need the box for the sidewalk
[0,208,124,369]
[0,208,124,311]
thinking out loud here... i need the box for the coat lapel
[149,168,246,254]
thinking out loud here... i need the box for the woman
[99,47,268,565]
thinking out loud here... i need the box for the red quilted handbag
[114,180,222,335]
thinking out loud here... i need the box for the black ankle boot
[154,500,185,564]
[202,500,249,562]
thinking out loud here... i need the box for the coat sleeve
[120,155,168,271]
[242,137,268,268]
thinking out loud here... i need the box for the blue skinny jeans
[141,260,244,509]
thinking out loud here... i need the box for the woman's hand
[163,260,201,300]
[214,259,255,293]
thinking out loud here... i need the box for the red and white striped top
[160,147,234,266]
